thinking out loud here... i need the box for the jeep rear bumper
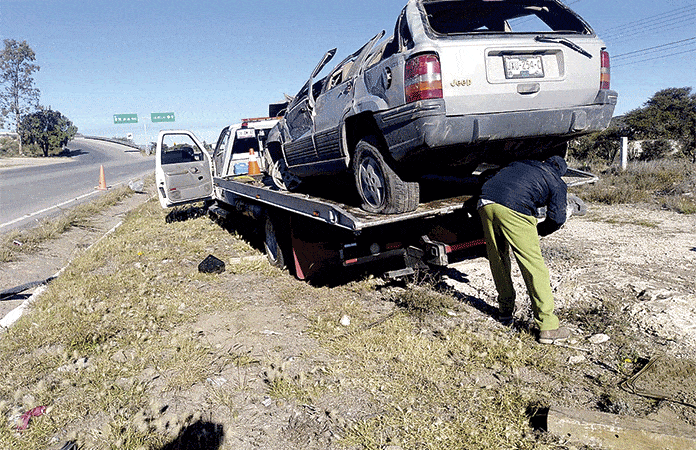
[374,90,618,162]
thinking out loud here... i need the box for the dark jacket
[480,156,568,236]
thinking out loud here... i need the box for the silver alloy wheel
[357,154,386,209]
[270,159,301,191]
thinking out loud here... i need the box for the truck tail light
[405,53,443,103]
[600,50,610,90]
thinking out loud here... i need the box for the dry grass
[0,197,257,449]
[1,177,682,449]
[572,160,696,214]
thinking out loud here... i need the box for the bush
[639,139,674,161]
[568,127,623,163]
[0,136,20,156]
[572,160,696,214]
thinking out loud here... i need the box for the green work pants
[478,203,559,331]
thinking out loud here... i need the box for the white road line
[0,189,100,229]
[0,221,124,331]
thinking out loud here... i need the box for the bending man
[477,155,569,344]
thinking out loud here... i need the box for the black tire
[353,136,419,214]
[264,214,288,269]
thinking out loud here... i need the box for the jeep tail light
[600,50,610,90]
[405,53,443,103]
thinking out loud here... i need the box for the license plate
[504,55,544,79]
[236,128,255,139]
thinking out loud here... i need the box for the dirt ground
[1,190,696,449]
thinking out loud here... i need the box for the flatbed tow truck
[155,120,596,282]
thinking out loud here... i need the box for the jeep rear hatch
[419,0,605,116]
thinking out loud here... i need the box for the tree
[19,109,77,157]
[623,87,696,161]
[0,39,41,154]
[568,117,628,163]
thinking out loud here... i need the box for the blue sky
[1,0,695,144]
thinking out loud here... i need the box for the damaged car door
[307,31,386,176]
[155,130,213,208]
[281,49,336,171]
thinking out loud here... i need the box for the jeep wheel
[269,158,301,191]
[353,136,419,214]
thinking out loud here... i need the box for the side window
[161,134,205,165]
[399,13,414,50]
[214,128,230,159]
[213,128,231,175]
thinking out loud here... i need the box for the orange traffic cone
[96,165,108,190]
[248,148,261,176]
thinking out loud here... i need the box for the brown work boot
[538,327,570,345]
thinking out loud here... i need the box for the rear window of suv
[422,0,591,35]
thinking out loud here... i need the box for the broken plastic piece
[17,405,47,431]
[198,254,226,274]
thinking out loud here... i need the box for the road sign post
[151,112,175,123]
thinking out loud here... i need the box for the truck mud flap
[290,229,341,281]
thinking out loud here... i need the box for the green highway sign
[151,112,176,123]
[114,113,138,124]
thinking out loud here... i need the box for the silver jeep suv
[266,0,617,214]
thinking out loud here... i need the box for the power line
[596,4,696,38]
[602,13,696,43]
[613,47,696,68]
[613,37,696,59]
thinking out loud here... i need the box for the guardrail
[82,135,146,151]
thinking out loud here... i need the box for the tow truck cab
[155,117,279,208]
[211,117,279,178]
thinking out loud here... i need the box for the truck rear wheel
[264,214,289,269]
[353,136,419,214]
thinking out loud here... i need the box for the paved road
[0,137,154,231]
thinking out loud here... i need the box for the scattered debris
[339,315,351,327]
[128,178,145,193]
[206,377,227,387]
[198,254,225,274]
[17,405,47,431]
[0,277,54,300]
[58,441,78,450]
[621,356,696,408]
[588,333,611,344]
[568,355,586,364]
[261,330,282,336]
[542,405,696,449]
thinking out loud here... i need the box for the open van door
[155,130,213,208]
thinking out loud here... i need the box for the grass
[334,315,560,450]
[571,159,696,214]
[0,197,252,449]
[1,162,689,449]
[0,184,137,263]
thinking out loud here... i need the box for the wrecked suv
[265,0,617,214]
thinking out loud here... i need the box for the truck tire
[353,136,419,214]
[264,214,288,269]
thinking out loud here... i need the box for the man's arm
[537,179,567,237]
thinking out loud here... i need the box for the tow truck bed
[212,168,596,233]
